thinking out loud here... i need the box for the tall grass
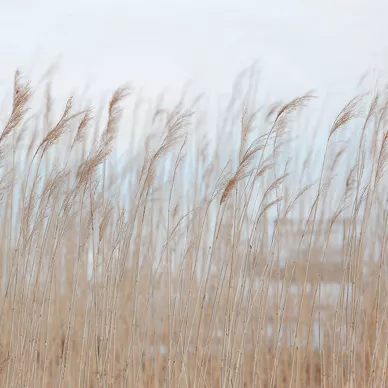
[0,67,387,387]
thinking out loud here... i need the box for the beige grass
[0,67,387,387]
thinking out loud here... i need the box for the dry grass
[0,67,387,387]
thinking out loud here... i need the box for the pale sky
[1,0,388,151]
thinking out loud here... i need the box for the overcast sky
[1,0,388,152]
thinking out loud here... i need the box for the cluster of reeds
[0,67,387,387]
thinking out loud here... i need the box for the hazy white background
[0,0,388,151]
